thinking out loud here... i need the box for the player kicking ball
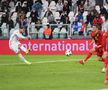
[9,27,31,64]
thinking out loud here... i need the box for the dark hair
[19,26,26,29]
[47,24,50,28]
[93,23,102,30]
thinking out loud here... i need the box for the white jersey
[9,30,26,46]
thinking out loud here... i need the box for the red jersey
[91,30,103,46]
[91,30,103,57]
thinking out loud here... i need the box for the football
[65,50,72,56]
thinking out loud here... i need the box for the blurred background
[0,0,108,40]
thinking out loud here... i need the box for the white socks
[20,45,27,53]
[18,53,29,64]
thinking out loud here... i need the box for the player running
[101,29,108,84]
[79,24,104,64]
[9,27,31,64]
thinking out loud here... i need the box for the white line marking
[0,59,96,66]
[99,89,108,90]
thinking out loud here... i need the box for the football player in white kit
[9,27,31,64]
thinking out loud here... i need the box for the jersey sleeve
[17,32,26,39]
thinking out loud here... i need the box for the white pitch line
[0,59,96,66]
[0,59,74,66]
[99,89,108,90]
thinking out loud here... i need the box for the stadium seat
[15,1,21,7]
[38,27,44,39]
[60,27,67,39]
[11,12,17,24]
[0,14,2,24]
[10,8,16,13]
[42,0,49,11]
[49,1,57,13]
[52,28,60,39]
[68,11,74,23]
[30,23,37,39]
[95,5,100,13]
[83,11,88,22]
[1,23,8,38]
[53,12,60,21]
[14,23,19,30]
[10,29,16,36]
[26,12,31,18]
[42,17,48,25]
[104,5,108,10]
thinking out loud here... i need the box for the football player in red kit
[79,24,104,64]
[102,30,108,85]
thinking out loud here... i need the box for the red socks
[106,70,108,80]
[84,53,92,62]
[103,58,108,68]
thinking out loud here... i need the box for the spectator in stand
[42,0,49,12]
[1,0,10,12]
[44,24,52,39]
[67,0,72,7]
[100,5,108,20]
[64,15,70,24]
[0,12,9,26]
[16,2,22,13]
[63,0,70,15]
[50,16,57,30]
[92,6,99,16]
[26,0,33,10]
[32,0,43,17]
[18,14,28,36]
[86,11,95,26]
[9,0,15,12]
[78,0,85,13]
[72,17,79,35]
[44,8,53,23]
[92,14,103,28]
[78,19,86,35]
[30,9,39,24]
[84,0,94,11]
[22,1,29,14]
[7,16,14,32]
[76,12,83,22]
[60,11,67,24]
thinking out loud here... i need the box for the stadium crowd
[0,0,108,39]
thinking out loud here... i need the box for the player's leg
[18,53,31,64]
[105,53,108,84]
[18,43,30,54]
[96,47,107,73]
[79,48,95,64]
[101,51,108,73]
[10,43,31,64]
[104,69,108,85]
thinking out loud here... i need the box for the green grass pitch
[0,55,108,90]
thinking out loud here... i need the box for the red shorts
[103,30,108,51]
[103,39,108,52]
[95,47,103,57]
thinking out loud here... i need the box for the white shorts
[9,42,21,54]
